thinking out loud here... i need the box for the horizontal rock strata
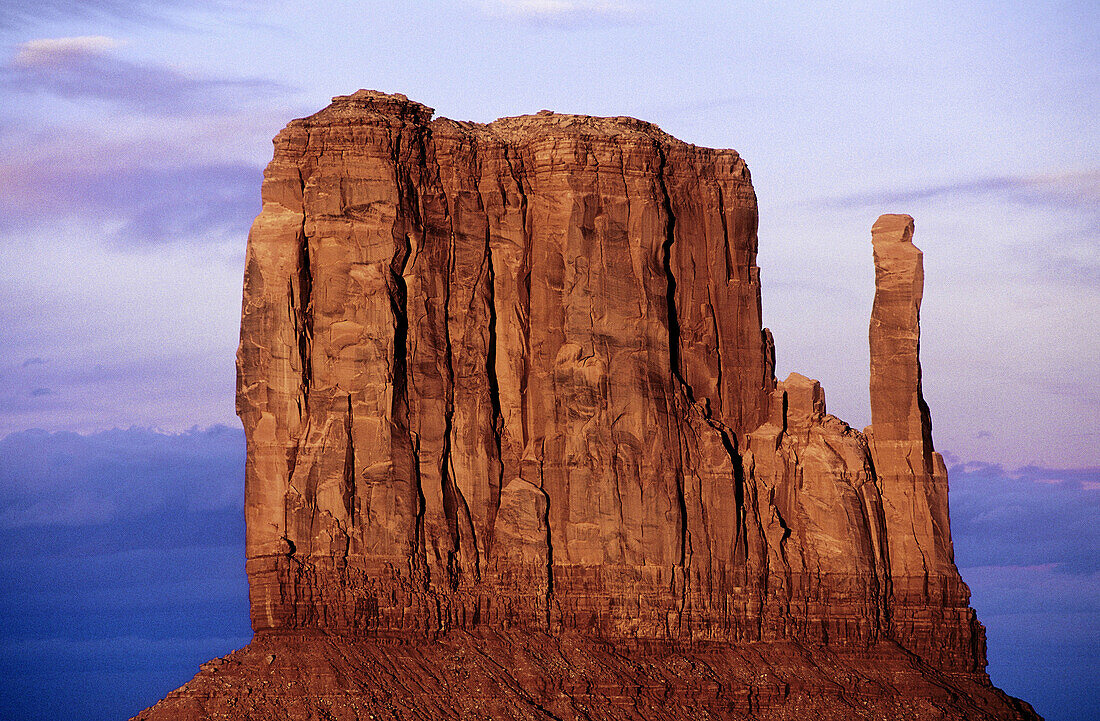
[135,630,1038,721]
[137,91,1038,720]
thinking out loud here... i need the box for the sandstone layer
[136,91,1038,720]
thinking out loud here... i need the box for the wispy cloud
[2,35,290,117]
[821,170,1100,211]
[476,0,643,22]
[0,0,233,29]
[111,164,263,244]
[498,0,633,12]
[951,462,1100,575]
[0,157,262,244]
[0,426,244,528]
[811,169,1100,289]
[0,217,245,437]
[0,425,248,720]
[0,38,290,245]
[12,35,125,63]
[950,461,1100,717]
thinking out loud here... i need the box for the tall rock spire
[868,214,933,459]
[867,214,952,575]
[866,214,977,670]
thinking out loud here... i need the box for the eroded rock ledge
[135,91,1039,720]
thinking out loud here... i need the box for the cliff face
[136,91,1038,720]
[238,90,776,640]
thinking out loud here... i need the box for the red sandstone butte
[135,91,1040,720]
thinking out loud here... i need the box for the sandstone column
[866,214,979,670]
[867,214,951,578]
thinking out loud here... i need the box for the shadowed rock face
[135,91,1039,720]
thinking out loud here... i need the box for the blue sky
[0,427,1094,720]
[0,1,1095,719]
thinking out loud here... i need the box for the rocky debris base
[136,630,1036,721]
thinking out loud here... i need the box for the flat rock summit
[137,90,1040,720]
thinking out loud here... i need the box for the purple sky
[0,2,1096,719]
[0,0,1095,466]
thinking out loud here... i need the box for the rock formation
[135,91,1039,720]
[865,213,977,671]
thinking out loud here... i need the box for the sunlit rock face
[865,213,981,671]
[135,91,1039,720]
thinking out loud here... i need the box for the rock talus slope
[136,91,1039,720]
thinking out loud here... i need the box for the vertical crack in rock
[916,374,935,471]
[295,175,314,398]
[503,147,533,449]
[655,143,683,386]
[705,287,749,562]
[902,447,931,589]
[655,142,748,573]
[709,292,724,419]
[428,133,464,590]
[654,142,689,571]
[343,395,355,525]
[762,328,776,390]
[499,143,548,606]
[853,472,885,631]
[387,125,426,583]
[729,432,749,564]
[538,448,554,628]
[484,220,504,559]
[716,183,732,283]
[868,461,893,625]
[286,167,312,482]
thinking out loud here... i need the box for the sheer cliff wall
[236,90,981,673]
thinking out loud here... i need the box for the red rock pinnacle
[866,213,971,669]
